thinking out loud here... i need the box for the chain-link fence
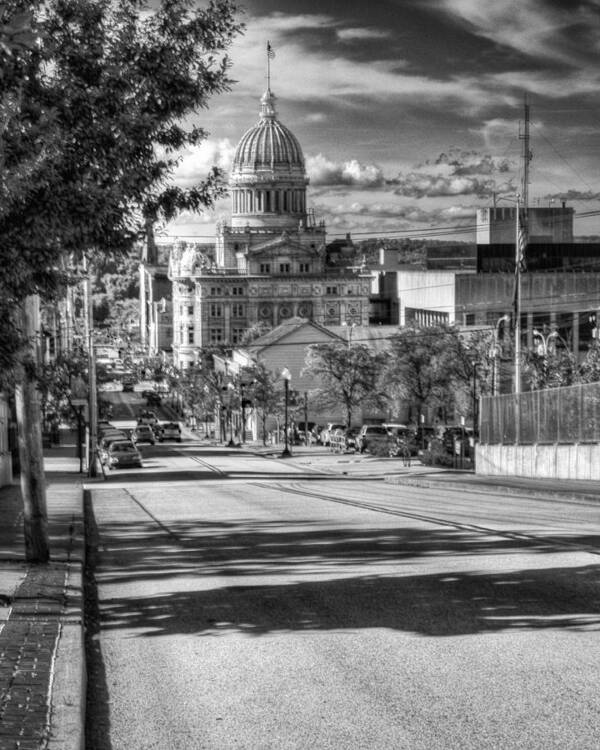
[480,381,600,445]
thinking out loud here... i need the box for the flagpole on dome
[266,40,275,91]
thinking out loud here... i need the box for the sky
[165,0,600,243]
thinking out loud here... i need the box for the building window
[210,303,222,318]
[209,328,223,344]
[465,313,476,326]
[232,303,244,318]
[326,286,338,295]
[279,263,290,273]
[232,286,244,296]
[187,305,194,316]
[260,263,270,274]
[299,263,310,273]
[210,287,222,296]
[232,327,245,344]
[187,326,194,344]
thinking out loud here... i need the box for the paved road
[85,440,600,750]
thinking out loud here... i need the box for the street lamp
[280,367,292,458]
[492,314,510,396]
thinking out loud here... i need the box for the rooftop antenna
[518,95,532,209]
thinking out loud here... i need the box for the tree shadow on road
[86,500,600,639]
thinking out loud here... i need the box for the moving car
[102,440,143,470]
[156,422,182,442]
[133,424,156,445]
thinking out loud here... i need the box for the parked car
[102,440,143,470]
[329,426,359,453]
[386,426,418,457]
[98,431,129,455]
[137,409,158,427]
[98,380,123,393]
[320,423,346,446]
[356,424,390,454]
[146,391,162,407]
[156,422,182,442]
[133,424,156,445]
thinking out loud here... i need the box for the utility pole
[83,258,98,477]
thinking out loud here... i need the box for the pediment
[247,231,322,257]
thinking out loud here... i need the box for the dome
[231,89,305,173]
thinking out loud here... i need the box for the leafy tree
[240,362,282,446]
[0,0,242,560]
[386,325,470,423]
[303,342,388,427]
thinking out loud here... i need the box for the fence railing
[480,381,600,445]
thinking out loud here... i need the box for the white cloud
[336,27,391,41]
[172,139,236,186]
[307,154,385,187]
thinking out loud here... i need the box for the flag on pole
[516,207,527,273]
[267,41,275,59]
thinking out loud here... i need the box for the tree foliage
[387,325,471,422]
[303,342,388,426]
[0,0,242,357]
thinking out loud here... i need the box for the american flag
[267,41,275,59]
[516,207,527,273]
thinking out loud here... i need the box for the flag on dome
[267,41,275,59]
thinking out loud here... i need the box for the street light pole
[280,368,291,458]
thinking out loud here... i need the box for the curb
[385,474,600,504]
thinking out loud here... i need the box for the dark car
[102,440,143,470]
[145,391,162,407]
[137,409,158,427]
[386,426,418,457]
[356,424,389,454]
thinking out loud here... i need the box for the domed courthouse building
[168,84,372,368]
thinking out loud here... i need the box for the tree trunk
[15,296,50,563]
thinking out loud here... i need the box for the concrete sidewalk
[0,432,86,750]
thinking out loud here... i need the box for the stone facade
[168,87,370,368]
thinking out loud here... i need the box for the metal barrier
[480,381,600,445]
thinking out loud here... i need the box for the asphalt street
[84,435,600,750]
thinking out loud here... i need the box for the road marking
[252,481,600,557]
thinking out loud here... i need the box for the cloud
[172,139,236,186]
[336,27,391,42]
[438,0,600,68]
[307,154,385,187]
[390,149,516,199]
[227,13,499,111]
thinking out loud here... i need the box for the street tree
[0,0,242,561]
[303,342,388,427]
[241,362,283,446]
[386,325,470,423]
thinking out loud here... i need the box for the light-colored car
[320,423,346,446]
[133,424,156,445]
[157,422,182,442]
[102,440,143,470]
